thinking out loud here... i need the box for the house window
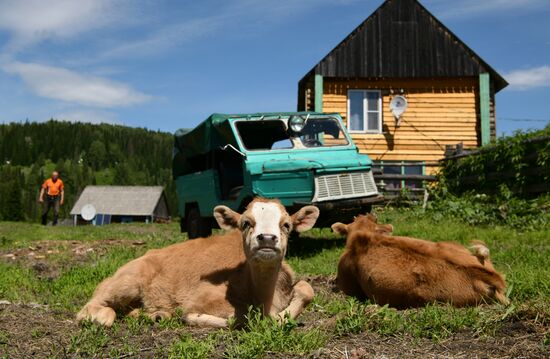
[382,162,402,190]
[347,90,382,133]
[404,164,423,189]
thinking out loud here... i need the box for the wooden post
[479,73,491,146]
[314,74,323,113]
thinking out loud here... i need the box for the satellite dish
[81,204,97,221]
[390,95,408,123]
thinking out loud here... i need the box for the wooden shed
[297,0,508,185]
[70,186,170,225]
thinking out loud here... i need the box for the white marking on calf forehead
[250,202,285,235]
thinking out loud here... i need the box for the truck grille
[313,171,378,202]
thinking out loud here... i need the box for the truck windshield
[236,120,293,150]
[235,117,349,151]
[298,117,349,148]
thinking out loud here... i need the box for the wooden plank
[354,136,478,142]
[361,148,448,154]
[360,141,479,147]
[357,136,478,143]
[323,92,477,99]
[325,78,479,90]
[314,75,323,113]
[375,174,437,181]
[479,73,491,145]
[361,144,477,151]
[367,153,446,161]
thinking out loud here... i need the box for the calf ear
[366,213,378,223]
[213,206,241,230]
[331,222,348,236]
[376,224,393,235]
[291,206,319,233]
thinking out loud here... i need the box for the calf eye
[282,222,291,231]
[241,220,251,230]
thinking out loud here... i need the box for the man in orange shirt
[39,171,65,226]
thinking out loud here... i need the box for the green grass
[0,210,548,358]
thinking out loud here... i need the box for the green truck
[173,112,383,238]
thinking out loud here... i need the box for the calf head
[214,198,319,264]
[332,214,393,237]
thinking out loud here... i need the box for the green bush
[425,185,550,230]
[440,124,550,196]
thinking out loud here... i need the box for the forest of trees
[0,120,177,222]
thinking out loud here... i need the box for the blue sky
[0,0,549,135]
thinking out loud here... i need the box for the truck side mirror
[221,144,247,159]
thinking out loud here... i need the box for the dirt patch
[1,239,146,280]
[316,327,546,359]
[0,303,211,358]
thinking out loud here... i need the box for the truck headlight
[289,116,305,133]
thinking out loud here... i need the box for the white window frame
[347,89,383,134]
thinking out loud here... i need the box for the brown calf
[77,198,319,327]
[332,215,509,308]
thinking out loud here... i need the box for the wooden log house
[297,0,508,190]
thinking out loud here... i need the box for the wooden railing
[372,162,438,202]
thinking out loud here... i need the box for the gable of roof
[300,0,507,92]
[70,186,166,217]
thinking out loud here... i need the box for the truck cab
[173,112,383,238]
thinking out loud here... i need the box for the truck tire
[180,217,186,233]
[186,207,212,239]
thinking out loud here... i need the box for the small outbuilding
[70,186,170,225]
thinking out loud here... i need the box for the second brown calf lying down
[332,215,509,308]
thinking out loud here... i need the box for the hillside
[0,120,177,222]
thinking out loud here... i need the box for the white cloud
[96,0,357,61]
[0,0,134,53]
[504,65,550,90]
[3,62,152,107]
[54,110,121,125]
[425,0,548,18]
[99,16,224,60]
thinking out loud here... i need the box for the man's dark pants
[41,195,60,226]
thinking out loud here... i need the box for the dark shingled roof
[299,0,507,92]
[70,186,167,217]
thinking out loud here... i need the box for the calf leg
[275,280,314,322]
[77,260,144,326]
[184,313,228,328]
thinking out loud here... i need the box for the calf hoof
[148,311,172,322]
[77,304,116,327]
[128,308,141,318]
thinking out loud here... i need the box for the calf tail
[469,240,490,265]
[468,241,510,305]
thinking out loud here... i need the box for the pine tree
[4,180,25,221]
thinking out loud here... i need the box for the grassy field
[0,209,548,358]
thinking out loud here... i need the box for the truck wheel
[180,217,186,233]
[186,207,212,239]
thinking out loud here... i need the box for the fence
[372,161,438,202]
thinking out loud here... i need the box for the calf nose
[257,233,278,246]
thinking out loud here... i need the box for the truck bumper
[293,194,384,210]
[291,194,385,227]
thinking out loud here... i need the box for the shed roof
[299,0,508,92]
[70,186,166,216]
